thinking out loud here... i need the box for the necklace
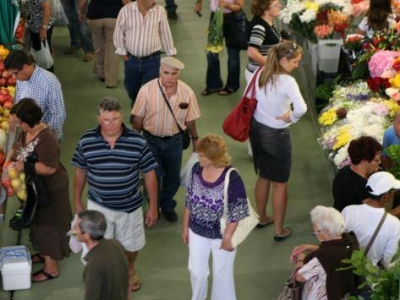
[270,21,282,42]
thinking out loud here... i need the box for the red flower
[351,0,364,3]
[367,77,381,92]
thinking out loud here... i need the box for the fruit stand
[0,0,22,222]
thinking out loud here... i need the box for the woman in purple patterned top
[182,134,249,300]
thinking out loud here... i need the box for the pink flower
[314,24,334,39]
[368,50,400,78]
[373,103,389,116]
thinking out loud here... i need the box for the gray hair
[77,210,107,241]
[97,97,121,114]
[310,206,345,238]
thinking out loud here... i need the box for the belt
[130,51,161,61]
[143,130,180,140]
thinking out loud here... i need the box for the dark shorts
[249,119,292,182]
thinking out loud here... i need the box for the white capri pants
[188,229,237,300]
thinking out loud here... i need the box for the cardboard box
[0,246,31,291]
[318,39,343,73]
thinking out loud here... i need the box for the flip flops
[218,88,237,96]
[32,268,60,283]
[274,227,293,242]
[201,88,221,96]
[131,273,141,292]
[256,218,274,229]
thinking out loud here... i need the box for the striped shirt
[246,16,281,73]
[113,2,176,57]
[299,257,327,299]
[71,124,158,213]
[15,65,66,140]
[131,78,201,137]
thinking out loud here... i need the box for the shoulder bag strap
[157,79,184,133]
[222,168,236,219]
[364,212,387,256]
[245,66,263,100]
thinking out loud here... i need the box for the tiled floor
[0,1,335,299]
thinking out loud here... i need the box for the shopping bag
[68,215,83,253]
[50,0,69,25]
[222,67,263,142]
[30,40,54,70]
[180,152,198,188]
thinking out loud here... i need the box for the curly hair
[348,136,382,165]
[196,134,231,168]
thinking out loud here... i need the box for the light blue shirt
[382,125,400,156]
[15,65,66,140]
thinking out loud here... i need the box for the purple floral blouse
[185,163,249,239]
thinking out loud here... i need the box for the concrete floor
[0,0,335,299]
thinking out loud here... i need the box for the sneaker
[63,46,81,55]
[82,52,95,62]
[167,11,178,20]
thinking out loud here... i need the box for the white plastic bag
[68,214,83,253]
[50,0,69,25]
[180,152,198,189]
[30,40,54,70]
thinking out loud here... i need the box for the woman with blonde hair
[182,133,249,300]
[249,41,307,240]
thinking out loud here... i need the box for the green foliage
[341,249,400,299]
[316,83,335,100]
[385,145,400,178]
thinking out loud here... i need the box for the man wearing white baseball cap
[342,171,400,269]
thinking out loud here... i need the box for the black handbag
[225,10,250,50]
[24,153,51,208]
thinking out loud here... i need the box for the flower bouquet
[280,0,352,43]
[206,8,224,54]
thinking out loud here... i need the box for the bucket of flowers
[280,0,352,44]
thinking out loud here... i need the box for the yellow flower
[389,74,400,88]
[318,108,337,126]
[333,126,351,150]
[304,2,319,11]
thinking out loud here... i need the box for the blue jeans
[60,0,94,52]
[124,54,160,106]
[165,0,177,12]
[144,132,183,213]
[206,47,240,91]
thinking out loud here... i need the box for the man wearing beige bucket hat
[132,57,201,223]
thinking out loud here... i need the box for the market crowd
[3,0,400,299]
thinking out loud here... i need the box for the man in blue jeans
[60,0,95,61]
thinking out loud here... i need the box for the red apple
[6,76,16,86]
[0,78,6,87]
[0,87,9,95]
[3,101,12,109]
[1,70,10,78]
[0,62,4,73]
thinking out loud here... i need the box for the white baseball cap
[366,171,400,196]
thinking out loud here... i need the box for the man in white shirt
[342,171,400,268]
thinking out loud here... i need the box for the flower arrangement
[280,0,352,43]
[206,8,224,53]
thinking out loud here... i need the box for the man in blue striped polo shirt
[71,97,158,292]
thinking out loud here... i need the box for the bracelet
[41,25,48,29]
[191,136,199,140]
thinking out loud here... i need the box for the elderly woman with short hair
[182,133,249,300]
[291,206,359,300]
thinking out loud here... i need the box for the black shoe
[167,11,178,20]
[163,211,178,223]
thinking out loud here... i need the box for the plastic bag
[68,215,83,253]
[50,0,69,25]
[206,8,224,53]
[180,152,198,189]
[1,163,26,200]
[30,40,54,70]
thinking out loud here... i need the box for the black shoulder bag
[157,79,191,150]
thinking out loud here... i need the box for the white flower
[334,145,349,167]
[299,9,317,23]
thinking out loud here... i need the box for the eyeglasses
[312,230,322,236]
[9,69,21,76]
